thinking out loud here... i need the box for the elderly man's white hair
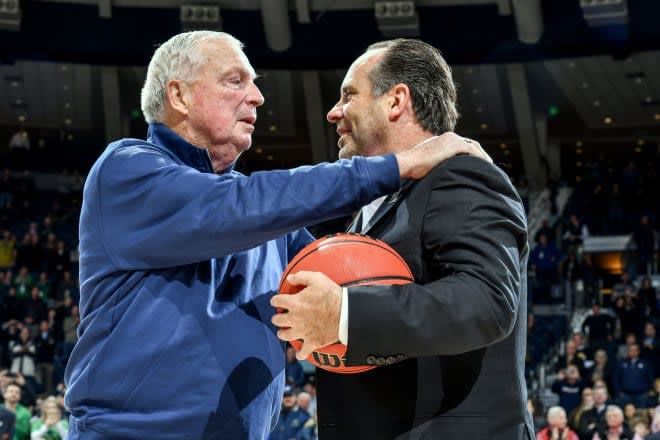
[606,405,624,417]
[547,406,566,420]
[140,31,244,124]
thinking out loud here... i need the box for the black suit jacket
[316,155,534,440]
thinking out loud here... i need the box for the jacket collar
[348,179,417,234]
[146,123,236,175]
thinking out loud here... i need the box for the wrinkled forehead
[197,39,257,78]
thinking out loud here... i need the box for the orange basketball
[278,232,413,374]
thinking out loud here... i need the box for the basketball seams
[277,233,414,374]
[280,236,412,291]
[341,275,413,287]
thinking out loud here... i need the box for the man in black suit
[271,38,532,439]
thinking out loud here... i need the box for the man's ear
[387,83,411,122]
[166,79,190,117]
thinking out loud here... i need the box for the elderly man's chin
[338,145,356,160]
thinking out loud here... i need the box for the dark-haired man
[272,39,532,439]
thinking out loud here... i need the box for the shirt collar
[146,123,236,174]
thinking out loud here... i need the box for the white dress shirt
[338,195,387,344]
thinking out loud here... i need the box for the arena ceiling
[1,0,659,178]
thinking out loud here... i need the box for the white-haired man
[63,30,488,439]
[592,405,633,440]
[536,406,579,440]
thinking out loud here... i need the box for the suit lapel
[361,180,416,235]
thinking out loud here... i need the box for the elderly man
[272,38,531,439]
[592,405,633,440]
[536,406,579,440]
[63,31,486,439]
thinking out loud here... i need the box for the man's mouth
[240,116,257,125]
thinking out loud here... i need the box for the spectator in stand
[51,241,70,276]
[573,332,591,358]
[589,350,615,392]
[269,387,310,440]
[646,378,660,408]
[619,334,640,361]
[0,170,13,210]
[23,288,47,324]
[12,268,33,301]
[648,412,660,440]
[615,295,644,341]
[1,382,31,440]
[285,345,305,388]
[642,322,660,375]
[557,339,588,378]
[529,398,548,432]
[580,385,611,439]
[53,271,77,305]
[297,392,313,417]
[33,321,55,395]
[530,233,562,304]
[40,217,55,242]
[631,419,650,440]
[633,215,656,276]
[569,387,593,432]
[62,305,79,344]
[29,396,68,439]
[0,231,16,270]
[16,235,41,275]
[563,214,589,255]
[592,405,633,440]
[0,271,12,295]
[639,277,658,319]
[0,404,14,440]
[552,365,587,414]
[614,343,654,408]
[536,406,579,440]
[535,219,554,244]
[296,415,317,440]
[9,327,36,383]
[41,235,58,276]
[613,273,635,300]
[583,303,616,352]
[33,274,49,302]
[302,380,317,418]
[623,403,638,427]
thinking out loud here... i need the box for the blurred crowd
[0,167,80,440]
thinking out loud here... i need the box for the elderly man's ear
[166,80,190,116]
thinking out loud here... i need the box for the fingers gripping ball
[278,233,413,374]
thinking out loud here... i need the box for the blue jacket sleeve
[94,144,398,269]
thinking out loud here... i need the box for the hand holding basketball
[271,233,414,374]
[270,271,342,361]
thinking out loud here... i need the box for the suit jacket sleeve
[345,156,528,360]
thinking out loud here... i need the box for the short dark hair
[366,39,459,134]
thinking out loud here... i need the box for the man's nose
[326,104,342,123]
[248,83,265,107]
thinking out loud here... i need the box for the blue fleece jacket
[64,124,399,439]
